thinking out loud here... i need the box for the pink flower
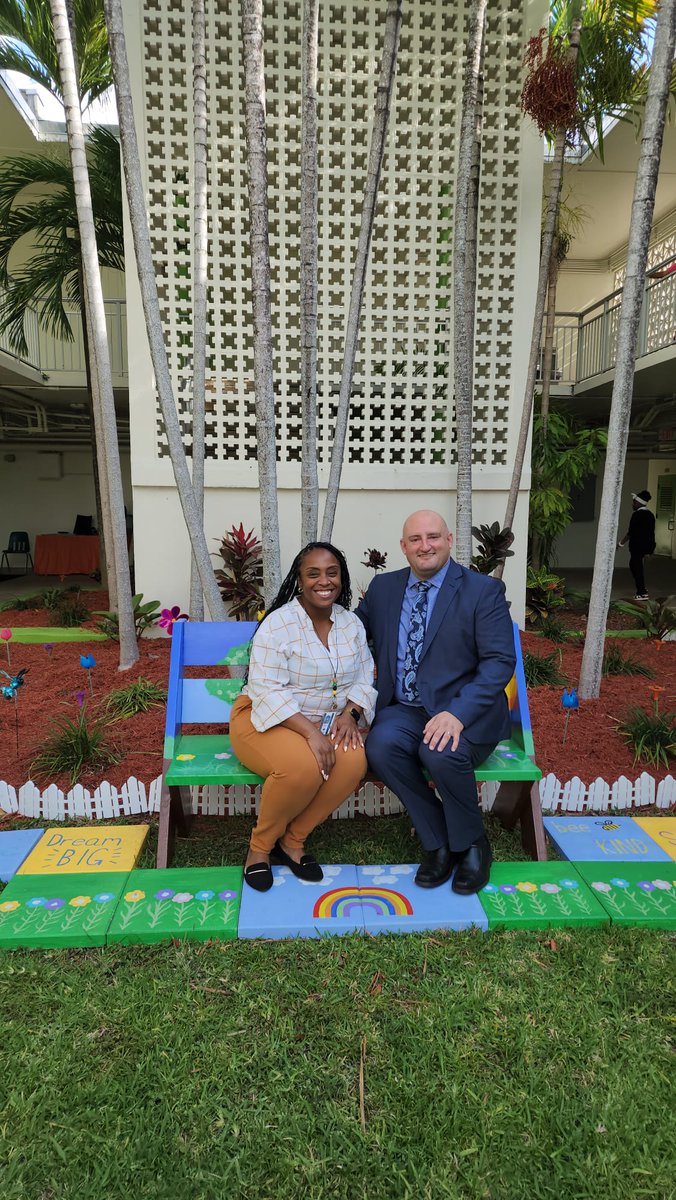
[159,606,189,636]
[0,630,11,641]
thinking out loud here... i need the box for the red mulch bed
[0,600,674,793]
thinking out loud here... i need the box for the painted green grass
[2,626,108,643]
[0,815,673,1199]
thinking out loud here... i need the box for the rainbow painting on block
[313,887,414,920]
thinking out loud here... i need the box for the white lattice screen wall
[140,0,526,473]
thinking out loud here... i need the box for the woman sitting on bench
[230,542,377,893]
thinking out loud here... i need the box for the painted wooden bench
[158,619,545,867]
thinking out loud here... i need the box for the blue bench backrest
[164,618,532,757]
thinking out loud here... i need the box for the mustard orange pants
[229,694,367,854]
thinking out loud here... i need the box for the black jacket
[628,508,656,555]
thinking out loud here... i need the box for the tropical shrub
[611,597,676,641]
[525,566,566,624]
[214,524,263,620]
[94,594,161,638]
[470,522,515,575]
[31,706,122,786]
[105,678,168,719]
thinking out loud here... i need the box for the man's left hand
[422,711,464,752]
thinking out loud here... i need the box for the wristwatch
[349,707,362,724]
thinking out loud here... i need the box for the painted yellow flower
[124,889,146,903]
[256,609,266,620]
[176,753,196,761]
[516,882,537,893]
[0,900,20,912]
[69,895,91,908]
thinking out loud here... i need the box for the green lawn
[0,815,673,1200]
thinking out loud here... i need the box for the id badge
[320,711,336,735]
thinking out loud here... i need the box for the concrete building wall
[123,0,548,625]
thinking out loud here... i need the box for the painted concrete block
[17,825,149,875]
[0,829,44,882]
[0,872,127,947]
[237,864,363,939]
[478,862,609,929]
[107,867,242,944]
[355,864,488,934]
[632,818,676,863]
[543,816,671,863]
[573,861,676,928]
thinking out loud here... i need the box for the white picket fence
[0,773,674,821]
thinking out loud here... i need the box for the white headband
[631,493,648,506]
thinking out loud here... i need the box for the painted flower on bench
[176,754,196,761]
[125,889,146,902]
[159,606,189,636]
[214,752,232,760]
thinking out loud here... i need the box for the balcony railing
[0,288,127,381]
[540,254,676,388]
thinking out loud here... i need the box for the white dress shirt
[243,598,377,732]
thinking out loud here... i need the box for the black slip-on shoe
[244,861,274,892]
[271,840,324,882]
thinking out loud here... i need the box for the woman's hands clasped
[330,712,364,752]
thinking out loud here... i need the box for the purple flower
[158,606,188,636]
[637,881,655,892]
[45,898,65,910]
[43,644,55,657]
[218,889,237,901]
[74,690,86,708]
[155,888,175,900]
[500,884,517,894]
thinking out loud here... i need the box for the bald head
[401,510,453,579]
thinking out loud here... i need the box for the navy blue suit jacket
[355,558,516,745]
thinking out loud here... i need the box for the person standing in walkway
[617,489,656,600]
[356,510,515,896]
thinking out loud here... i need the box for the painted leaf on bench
[204,678,244,704]
[219,641,252,667]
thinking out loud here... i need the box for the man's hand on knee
[422,711,464,752]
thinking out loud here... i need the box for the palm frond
[0,0,112,109]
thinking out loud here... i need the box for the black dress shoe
[451,835,492,895]
[244,861,274,892]
[271,840,323,882]
[415,845,456,889]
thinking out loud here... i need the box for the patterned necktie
[402,581,431,702]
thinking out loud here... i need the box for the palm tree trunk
[102,0,226,620]
[494,14,582,581]
[540,233,560,439]
[579,0,676,700]
[300,0,319,546]
[189,0,207,619]
[49,0,138,668]
[240,0,282,602]
[453,0,486,567]
[80,276,117,610]
[320,0,403,541]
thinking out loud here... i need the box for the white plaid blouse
[243,599,377,732]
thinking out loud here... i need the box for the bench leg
[157,763,193,869]
[491,780,547,862]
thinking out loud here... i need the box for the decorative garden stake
[0,629,12,665]
[158,606,189,636]
[74,690,86,709]
[44,644,55,657]
[80,654,97,695]
[1,666,28,752]
[561,687,579,745]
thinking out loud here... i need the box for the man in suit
[355,510,515,894]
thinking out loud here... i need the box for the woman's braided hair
[259,542,352,628]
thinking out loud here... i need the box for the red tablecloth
[34,534,100,576]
